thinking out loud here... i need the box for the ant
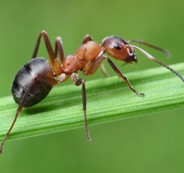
[0,31,184,155]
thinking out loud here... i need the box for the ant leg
[82,34,93,44]
[0,105,23,155]
[53,37,65,75]
[100,62,109,77]
[81,35,108,76]
[0,77,37,155]
[54,37,65,63]
[83,51,107,75]
[0,75,58,155]
[42,71,68,84]
[32,31,62,75]
[36,75,58,86]
[127,39,171,57]
[0,105,22,155]
[32,31,55,63]
[71,73,91,143]
[107,58,144,96]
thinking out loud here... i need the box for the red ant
[0,31,183,155]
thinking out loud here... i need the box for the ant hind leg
[100,62,109,77]
[0,77,37,155]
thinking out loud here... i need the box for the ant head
[102,36,137,63]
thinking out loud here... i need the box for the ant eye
[113,43,121,50]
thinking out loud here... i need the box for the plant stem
[0,63,184,141]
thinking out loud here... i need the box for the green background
[0,0,184,172]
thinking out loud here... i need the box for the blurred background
[0,0,184,172]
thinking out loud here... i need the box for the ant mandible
[0,31,184,155]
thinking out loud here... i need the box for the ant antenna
[128,40,171,58]
[130,45,184,82]
[0,106,22,155]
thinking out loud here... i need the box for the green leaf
[0,63,184,142]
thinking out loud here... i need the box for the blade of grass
[0,63,184,142]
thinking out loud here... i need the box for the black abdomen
[12,57,53,107]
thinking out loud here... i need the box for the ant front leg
[107,58,144,97]
[83,51,107,75]
[82,35,108,76]
[100,61,109,77]
[31,31,63,75]
[71,73,91,143]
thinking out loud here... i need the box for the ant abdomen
[12,57,53,107]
